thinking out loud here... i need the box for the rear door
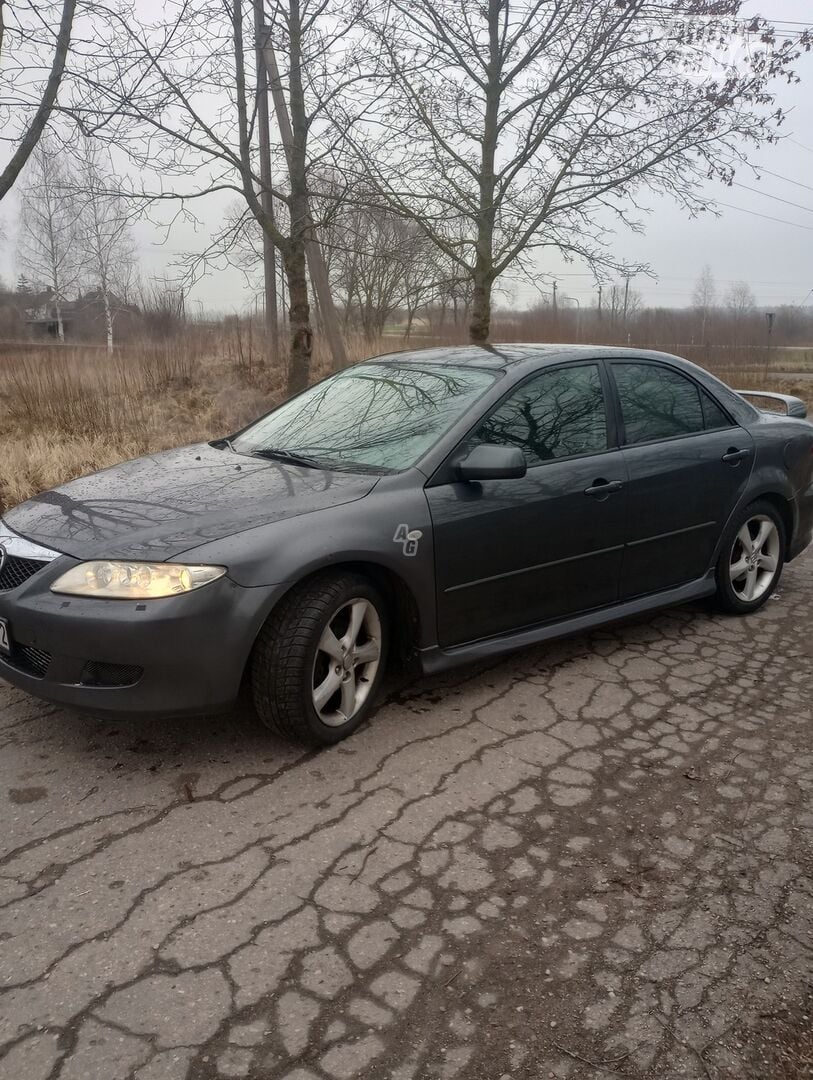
[609,360,755,599]
[427,362,629,646]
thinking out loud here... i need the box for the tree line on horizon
[1,1,811,385]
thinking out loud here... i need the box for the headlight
[51,561,227,599]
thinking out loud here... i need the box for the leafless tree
[692,263,718,343]
[210,185,442,340]
[137,277,187,340]
[78,0,368,392]
[73,138,136,351]
[16,137,82,340]
[349,1,809,345]
[319,196,436,338]
[606,283,643,329]
[693,265,718,311]
[724,280,759,347]
[725,280,757,318]
[0,0,76,200]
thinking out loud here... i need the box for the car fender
[174,472,439,648]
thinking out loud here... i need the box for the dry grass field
[0,330,810,515]
[0,329,352,513]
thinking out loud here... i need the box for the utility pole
[552,279,558,314]
[253,0,279,355]
[623,274,631,322]
[597,284,603,321]
[259,31,347,370]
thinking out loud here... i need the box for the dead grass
[0,331,371,512]
[0,330,810,514]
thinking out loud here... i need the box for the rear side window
[614,363,707,444]
[473,363,608,465]
[700,388,733,430]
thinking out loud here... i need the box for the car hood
[4,443,379,561]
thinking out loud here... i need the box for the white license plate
[0,618,9,655]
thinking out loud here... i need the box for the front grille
[80,661,144,688]
[0,556,48,592]
[7,644,52,679]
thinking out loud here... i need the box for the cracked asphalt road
[1,556,812,1080]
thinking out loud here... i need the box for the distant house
[23,290,75,339]
[21,289,140,343]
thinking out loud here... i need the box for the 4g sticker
[393,524,422,557]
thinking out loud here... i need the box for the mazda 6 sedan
[1,345,812,744]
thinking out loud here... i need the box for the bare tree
[693,264,717,344]
[319,194,436,338]
[606,283,643,330]
[725,281,757,318]
[207,184,441,341]
[0,0,76,200]
[16,138,81,340]
[350,2,808,345]
[73,138,136,351]
[79,0,367,392]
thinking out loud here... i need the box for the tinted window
[473,364,607,465]
[233,363,496,472]
[701,388,733,430]
[614,363,704,444]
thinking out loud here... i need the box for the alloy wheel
[311,598,382,727]
[729,514,780,604]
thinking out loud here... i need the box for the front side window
[232,363,497,472]
[614,363,706,444]
[472,364,608,466]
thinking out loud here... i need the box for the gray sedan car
[1,345,812,744]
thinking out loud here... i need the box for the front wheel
[714,500,785,615]
[250,571,388,745]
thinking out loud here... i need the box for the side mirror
[457,444,527,482]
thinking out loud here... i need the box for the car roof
[369,343,685,371]
[367,342,759,429]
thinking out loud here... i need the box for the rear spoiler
[735,390,808,420]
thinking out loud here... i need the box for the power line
[788,138,813,155]
[752,168,813,194]
[656,9,813,28]
[732,181,813,215]
[715,200,813,232]
[537,271,808,287]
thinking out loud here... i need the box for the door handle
[584,479,624,497]
[722,448,751,465]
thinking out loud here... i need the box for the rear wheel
[250,571,388,745]
[714,500,785,615]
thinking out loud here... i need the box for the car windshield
[232,362,497,472]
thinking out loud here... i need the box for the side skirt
[418,574,717,675]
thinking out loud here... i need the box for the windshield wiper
[210,437,237,452]
[251,447,323,469]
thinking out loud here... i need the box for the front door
[427,362,629,647]
[609,360,755,599]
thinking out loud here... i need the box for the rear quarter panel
[725,414,813,559]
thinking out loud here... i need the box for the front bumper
[0,559,285,717]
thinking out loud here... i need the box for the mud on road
[1,555,812,1080]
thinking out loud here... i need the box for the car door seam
[444,543,627,593]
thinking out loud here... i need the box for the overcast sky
[527,0,813,313]
[2,0,812,315]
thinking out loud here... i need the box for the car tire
[713,499,785,615]
[250,571,388,745]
